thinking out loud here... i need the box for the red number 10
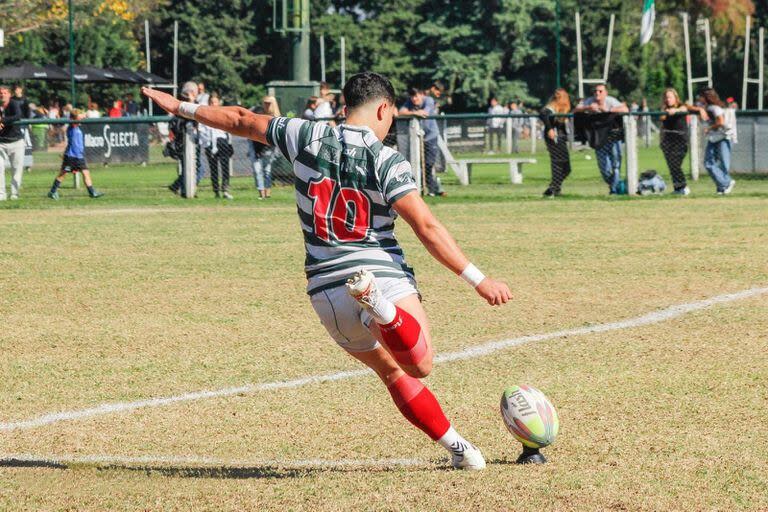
[307,177,371,242]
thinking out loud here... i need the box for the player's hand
[142,87,180,116]
[547,128,556,140]
[475,277,512,306]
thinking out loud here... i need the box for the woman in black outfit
[660,88,694,195]
[540,88,572,197]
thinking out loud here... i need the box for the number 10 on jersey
[307,177,372,243]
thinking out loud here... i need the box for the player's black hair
[407,87,421,97]
[343,72,396,110]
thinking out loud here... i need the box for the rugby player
[142,73,512,469]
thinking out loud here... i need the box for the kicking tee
[267,117,418,295]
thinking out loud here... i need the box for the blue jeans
[595,140,623,193]
[251,149,274,190]
[704,140,732,192]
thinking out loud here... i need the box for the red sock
[379,307,428,366]
[387,373,450,441]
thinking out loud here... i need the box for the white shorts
[310,276,419,353]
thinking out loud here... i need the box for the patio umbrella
[131,69,172,85]
[71,65,116,83]
[102,68,143,84]
[0,63,70,81]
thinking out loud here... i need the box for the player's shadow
[1,457,431,480]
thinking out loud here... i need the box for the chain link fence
[11,111,766,198]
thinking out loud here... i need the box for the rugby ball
[500,385,559,449]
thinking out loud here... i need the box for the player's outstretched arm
[392,192,512,306]
[141,87,271,144]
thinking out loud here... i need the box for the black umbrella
[0,63,70,81]
[132,70,172,85]
[71,65,116,83]
[102,68,143,84]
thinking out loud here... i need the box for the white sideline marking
[1,286,766,433]
[0,453,427,470]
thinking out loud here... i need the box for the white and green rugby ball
[500,385,559,449]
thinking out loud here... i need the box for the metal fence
[14,116,295,197]
[393,110,768,194]
[11,110,767,198]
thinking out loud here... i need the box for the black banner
[82,122,149,164]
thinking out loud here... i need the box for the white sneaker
[450,441,486,470]
[723,179,736,195]
[346,269,380,309]
[222,191,234,200]
[10,194,18,200]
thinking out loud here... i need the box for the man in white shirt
[486,96,506,153]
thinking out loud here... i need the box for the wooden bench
[454,158,537,184]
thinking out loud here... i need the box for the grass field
[2,153,768,511]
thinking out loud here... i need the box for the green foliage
[3,0,768,110]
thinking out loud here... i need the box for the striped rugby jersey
[266,117,418,295]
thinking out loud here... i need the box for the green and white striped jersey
[266,117,418,295]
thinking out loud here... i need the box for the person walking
[540,89,572,197]
[688,88,736,195]
[659,88,695,195]
[47,109,103,200]
[0,84,27,200]
[507,101,523,153]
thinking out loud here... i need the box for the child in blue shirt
[48,109,103,199]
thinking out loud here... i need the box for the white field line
[1,286,766,433]
[0,452,427,470]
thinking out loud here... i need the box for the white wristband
[178,101,200,120]
[460,263,486,288]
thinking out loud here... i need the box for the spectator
[486,96,506,154]
[540,88,573,197]
[303,96,318,120]
[47,109,103,200]
[659,88,694,195]
[399,87,445,197]
[48,101,64,144]
[108,100,123,118]
[86,102,102,118]
[196,82,210,106]
[124,93,139,116]
[198,95,234,199]
[167,81,199,197]
[12,85,30,118]
[250,96,280,199]
[0,84,26,200]
[507,101,523,153]
[689,87,736,195]
[573,83,629,194]
[428,82,447,173]
[314,82,334,124]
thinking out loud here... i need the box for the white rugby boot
[346,269,396,324]
[450,440,486,470]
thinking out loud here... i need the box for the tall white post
[320,35,326,82]
[683,13,693,102]
[184,129,196,199]
[576,11,584,99]
[408,119,423,194]
[603,14,615,82]
[173,21,179,99]
[340,36,346,86]
[704,19,713,87]
[505,117,512,154]
[624,115,638,195]
[689,116,700,181]
[529,117,537,154]
[743,15,752,109]
[145,19,153,115]
[756,27,765,110]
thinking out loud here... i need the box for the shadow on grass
[0,456,438,480]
